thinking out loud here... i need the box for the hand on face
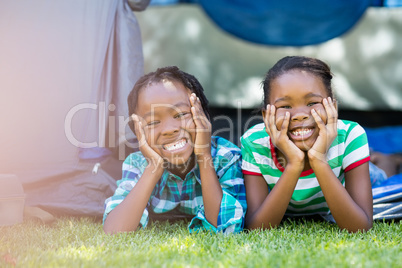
[308,97,338,162]
[132,114,164,168]
[264,104,305,166]
[190,93,212,157]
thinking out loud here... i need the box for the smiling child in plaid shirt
[103,66,246,234]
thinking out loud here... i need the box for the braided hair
[262,56,334,108]
[127,66,210,133]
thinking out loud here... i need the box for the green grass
[1,218,401,268]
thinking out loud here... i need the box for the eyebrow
[273,93,323,103]
[273,96,290,103]
[142,102,191,118]
[304,93,324,99]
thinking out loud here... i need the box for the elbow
[103,225,137,235]
[347,225,372,233]
[245,221,277,231]
[245,225,274,231]
[103,224,119,235]
[343,220,373,233]
[245,214,278,231]
[360,220,373,233]
[102,218,117,235]
[357,216,374,233]
[103,219,138,235]
[103,227,115,235]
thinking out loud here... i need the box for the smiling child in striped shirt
[241,56,372,232]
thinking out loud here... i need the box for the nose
[161,118,180,136]
[291,107,310,122]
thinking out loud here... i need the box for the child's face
[266,70,331,151]
[135,80,196,166]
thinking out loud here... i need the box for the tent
[0,0,148,218]
[139,0,402,112]
[1,0,401,220]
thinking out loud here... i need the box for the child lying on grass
[241,56,373,232]
[103,66,247,234]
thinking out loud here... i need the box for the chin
[293,140,315,152]
[166,152,194,166]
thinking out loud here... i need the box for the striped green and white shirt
[240,120,370,216]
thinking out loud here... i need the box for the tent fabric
[365,126,402,154]
[373,174,402,220]
[383,0,402,7]
[0,0,145,217]
[367,126,402,220]
[150,0,402,6]
[148,1,401,46]
[373,174,402,200]
[128,0,151,11]
[197,0,371,46]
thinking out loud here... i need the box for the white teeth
[163,139,186,151]
[291,129,313,136]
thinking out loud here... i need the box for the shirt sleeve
[102,153,149,228]
[188,143,247,234]
[240,135,263,175]
[342,123,370,172]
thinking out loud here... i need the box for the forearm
[247,165,302,230]
[311,160,372,232]
[197,154,223,227]
[103,166,163,234]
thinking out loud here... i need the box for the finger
[190,94,201,125]
[323,97,337,125]
[263,104,272,136]
[326,97,338,134]
[190,93,202,111]
[328,97,338,123]
[131,114,141,136]
[189,93,196,106]
[311,109,326,132]
[191,106,201,129]
[194,96,206,119]
[191,94,210,130]
[131,114,147,146]
[268,104,279,135]
[279,111,290,134]
[191,106,207,130]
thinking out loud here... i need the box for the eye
[146,121,160,127]
[277,105,291,109]
[307,102,320,107]
[174,112,190,119]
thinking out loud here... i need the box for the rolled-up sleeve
[103,154,149,228]
[189,149,247,234]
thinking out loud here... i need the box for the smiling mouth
[289,128,314,140]
[163,138,187,151]
[291,128,313,136]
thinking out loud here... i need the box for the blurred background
[137,0,402,144]
[0,0,401,219]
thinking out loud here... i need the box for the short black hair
[262,56,334,107]
[127,66,210,133]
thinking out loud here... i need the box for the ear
[261,109,266,119]
[333,98,338,111]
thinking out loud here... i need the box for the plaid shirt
[103,136,247,234]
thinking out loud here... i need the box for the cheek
[183,116,195,129]
[186,118,197,142]
[275,110,287,129]
[178,116,193,137]
[313,105,328,124]
[143,128,159,148]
